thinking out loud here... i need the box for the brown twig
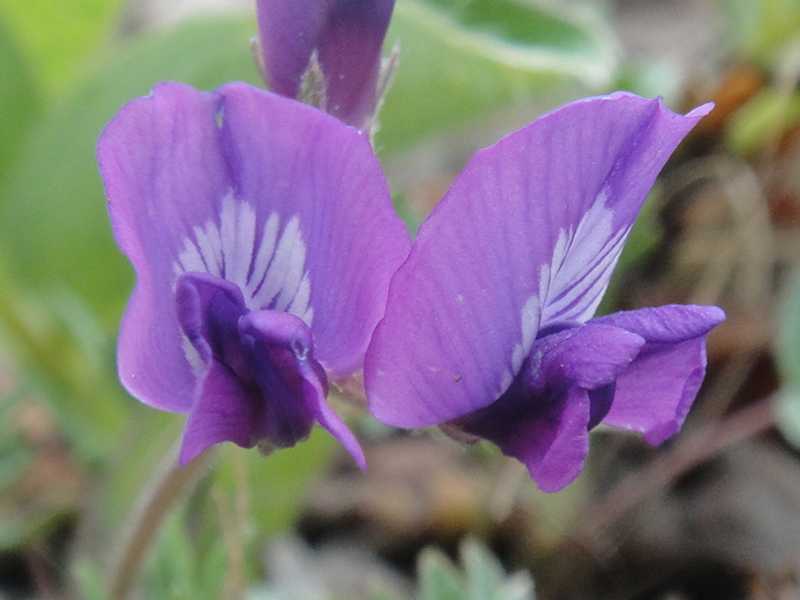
[575,398,775,547]
[107,445,214,600]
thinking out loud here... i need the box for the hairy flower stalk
[256,0,396,131]
[365,93,725,492]
[98,82,410,466]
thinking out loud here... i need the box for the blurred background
[1,0,799,598]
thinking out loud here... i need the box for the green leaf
[72,560,107,600]
[461,537,505,600]
[376,0,618,154]
[418,0,617,86]
[0,0,123,92]
[0,17,261,328]
[721,0,800,63]
[0,268,129,461]
[0,17,40,177]
[416,538,535,600]
[418,547,466,600]
[726,89,800,155]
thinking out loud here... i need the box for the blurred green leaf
[614,60,682,106]
[417,538,535,600]
[0,268,128,461]
[461,538,505,600]
[419,0,617,86]
[140,507,227,600]
[726,89,800,155]
[73,560,107,600]
[0,0,123,91]
[418,548,465,600]
[0,17,261,328]
[377,0,618,154]
[214,427,336,538]
[722,0,800,63]
[0,17,41,177]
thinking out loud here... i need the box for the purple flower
[365,92,725,492]
[97,82,410,467]
[256,0,395,130]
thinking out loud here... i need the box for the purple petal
[179,359,256,465]
[315,395,367,470]
[257,0,395,128]
[462,386,591,492]
[524,323,644,392]
[240,311,366,467]
[366,93,712,428]
[218,83,409,378]
[175,272,247,369]
[98,83,229,413]
[593,305,725,444]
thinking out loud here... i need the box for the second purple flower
[365,93,725,492]
[98,82,410,467]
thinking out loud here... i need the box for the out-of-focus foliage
[77,507,229,600]
[417,538,535,600]
[726,89,800,155]
[0,271,128,462]
[416,0,617,86]
[723,0,800,63]
[378,0,618,153]
[247,537,535,600]
[0,0,123,91]
[0,18,40,175]
[777,275,800,448]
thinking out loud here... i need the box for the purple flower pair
[97,1,724,491]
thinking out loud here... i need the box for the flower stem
[107,445,214,599]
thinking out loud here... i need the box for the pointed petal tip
[686,101,715,120]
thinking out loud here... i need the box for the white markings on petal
[173,195,314,369]
[501,190,626,395]
[511,295,541,374]
[230,200,256,289]
[541,190,626,325]
[250,215,301,310]
[177,240,205,274]
[245,212,279,299]
[194,223,222,277]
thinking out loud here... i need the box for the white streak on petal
[230,201,256,288]
[274,232,307,311]
[252,215,301,308]
[194,224,220,277]
[246,212,280,301]
[220,193,237,278]
[541,190,624,325]
[205,221,223,276]
[288,274,311,319]
[510,294,540,375]
[178,241,205,273]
